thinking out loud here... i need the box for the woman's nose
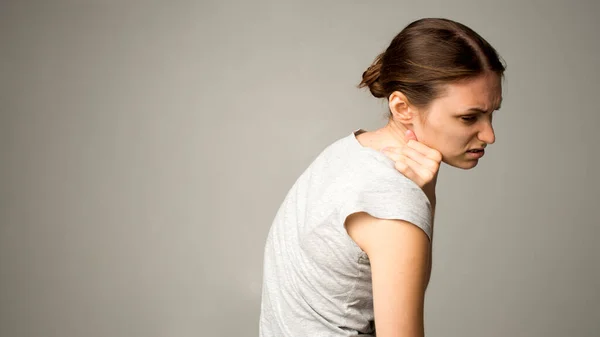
[478,120,496,145]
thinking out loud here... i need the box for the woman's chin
[445,158,480,170]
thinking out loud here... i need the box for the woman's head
[359,18,506,169]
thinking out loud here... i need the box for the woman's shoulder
[299,130,419,192]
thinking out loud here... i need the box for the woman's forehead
[439,75,502,110]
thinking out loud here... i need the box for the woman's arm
[379,130,440,293]
[345,211,430,337]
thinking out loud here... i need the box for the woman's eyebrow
[462,107,494,114]
[463,98,502,114]
[465,107,489,113]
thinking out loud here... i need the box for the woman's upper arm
[345,212,430,337]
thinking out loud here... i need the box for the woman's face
[413,73,503,170]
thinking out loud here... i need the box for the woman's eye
[461,116,477,123]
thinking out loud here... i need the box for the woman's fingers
[380,147,400,162]
[384,143,440,167]
[401,145,439,172]
[383,150,427,186]
[382,146,437,173]
[381,142,440,188]
[406,140,442,163]
[393,158,420,183]
[398,152,434,186]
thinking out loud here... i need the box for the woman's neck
[357,120,410,152]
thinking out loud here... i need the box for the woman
[259,18,505,337]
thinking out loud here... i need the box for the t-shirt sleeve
[338,170,433,241]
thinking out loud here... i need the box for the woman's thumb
[405,129,418,142]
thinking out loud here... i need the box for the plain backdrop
[1,1,599,336]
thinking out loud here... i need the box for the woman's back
[259,130,432,337]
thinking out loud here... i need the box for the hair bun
[359,53,386,98]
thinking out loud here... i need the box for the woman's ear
[388,91,416,123]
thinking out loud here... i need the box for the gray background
[1,1,599,336]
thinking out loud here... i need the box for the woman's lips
[466,149,485,158]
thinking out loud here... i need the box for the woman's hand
[380,130,442,201]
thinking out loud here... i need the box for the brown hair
[359,18,506,111]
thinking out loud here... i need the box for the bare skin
[345,73,503,337]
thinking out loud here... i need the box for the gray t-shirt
[259,129,433,337]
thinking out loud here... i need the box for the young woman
[259,17,505,337]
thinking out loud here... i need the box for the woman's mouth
[466,149,485,158]
[467,149,485,159]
